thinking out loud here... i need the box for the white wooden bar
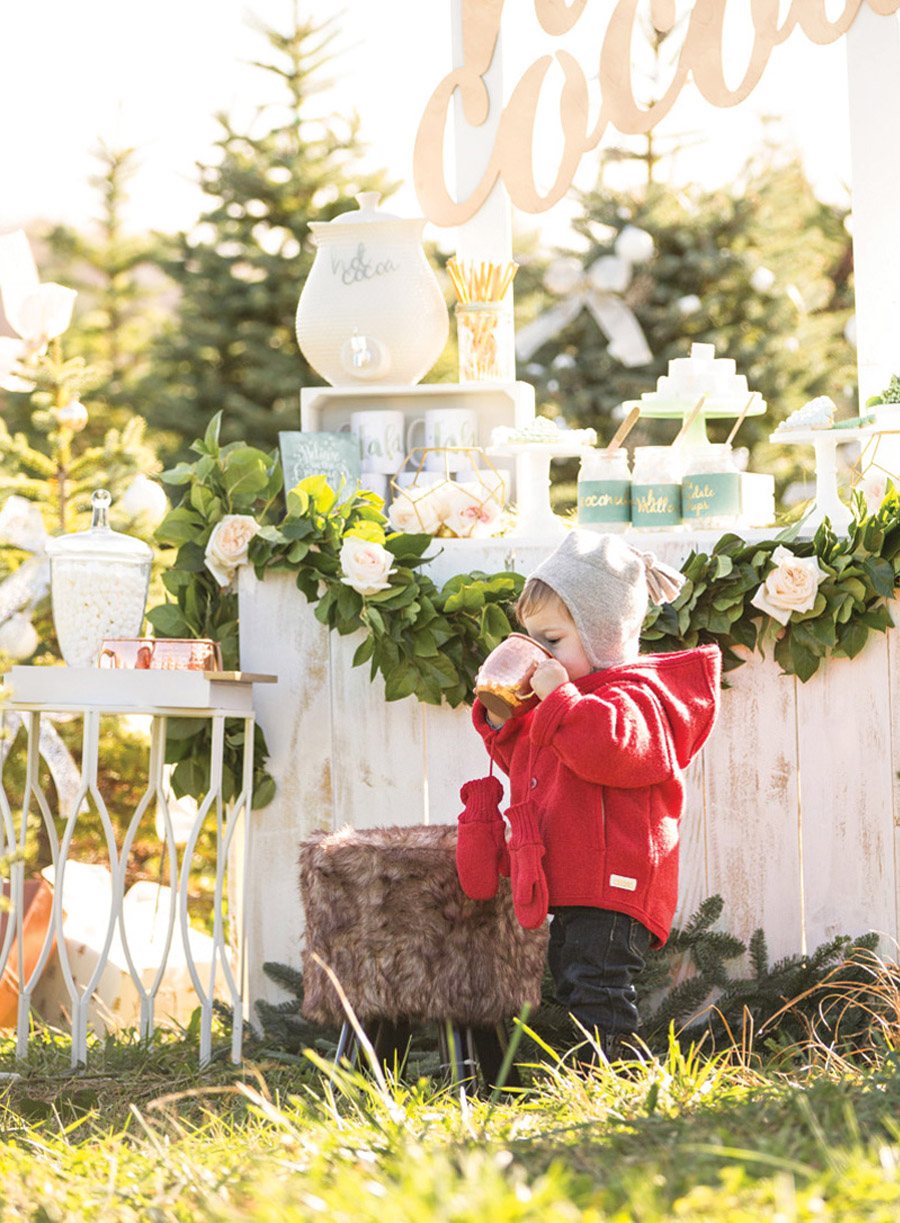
[239,540,900,1011]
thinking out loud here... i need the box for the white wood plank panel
[887,602,900,950]
[423,700,508,827]
[237,570,334,1008]
[673,751,709,931]
[797,635,896,952]
[704,654,803,968]
[329,629,428,829]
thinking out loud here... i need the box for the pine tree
[142,5,395,457]
[517,145,855,503]
[40,142,167,446]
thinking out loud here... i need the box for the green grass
[0,1019,896,1220]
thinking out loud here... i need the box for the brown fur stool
[298,824,548,1087]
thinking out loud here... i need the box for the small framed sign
[279,431,360,494]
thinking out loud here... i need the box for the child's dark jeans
[548,906,652,1040]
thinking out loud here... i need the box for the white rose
[388,488,443,535]
[0,495,47,552]
[204,514,260,588]
[750,545,828,626]
[0,613,39,660]
[339,536,396,596]
[442,483,504,539]
[119,475,169,529]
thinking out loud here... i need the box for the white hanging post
[846,8,900,477]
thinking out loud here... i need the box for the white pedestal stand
[487,441,586,543]
[0,667,273,1068]
[769,428,873,536]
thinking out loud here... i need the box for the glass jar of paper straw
[448,259,518,384]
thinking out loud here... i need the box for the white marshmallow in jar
[577,447,631,531]
[681,444,742,529]
[631,446,683,529]
[46,489,153,668]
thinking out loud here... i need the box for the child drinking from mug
[456,529,721,1062]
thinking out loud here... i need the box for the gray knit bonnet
[526,529,686,668]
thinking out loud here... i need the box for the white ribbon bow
[516,229,655,368]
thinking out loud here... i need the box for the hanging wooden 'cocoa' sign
[414,0,900,224]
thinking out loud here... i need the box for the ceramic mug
[407,408,478,471]
[349,410,405,474]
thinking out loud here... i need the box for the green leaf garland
[149,420,900,806]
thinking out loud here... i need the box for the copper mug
[474,632,553,720]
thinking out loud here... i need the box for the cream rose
[339,535,396,596]
[204,514,260,587]
[750,545,828,626]
[388,488,443,535]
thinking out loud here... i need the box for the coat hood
[573,644,721,768]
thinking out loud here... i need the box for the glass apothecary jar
[577,448,631,531]
[631,446,683,529]
[456,302,516,382]
[46,489,153,667]
[681,444,742,528]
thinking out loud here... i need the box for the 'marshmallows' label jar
[577,448,631,530]
[681,444,742,527]
[46,489,153,668]
[631,446,683,528]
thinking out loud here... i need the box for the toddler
[456,529,721,1061]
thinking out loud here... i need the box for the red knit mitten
[456,776,506,900]
[505,800,549,929]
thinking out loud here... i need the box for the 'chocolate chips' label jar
[631,446,683,528]
[577,448,631,530]
[682,444,742,527]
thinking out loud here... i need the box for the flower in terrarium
[750,545,828,626]
[0,230,76,365]
[204,514,260,587]
[442,482,503,539]
[861,471,890,515]
[388,487,443,535]
[339,535,396,595]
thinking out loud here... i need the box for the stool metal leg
[470,1023,522,1091]
[438,1019,477,1089]
[334,1022,359,1068]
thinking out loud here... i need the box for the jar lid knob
[90,488,112,529]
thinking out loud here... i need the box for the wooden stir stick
[726,393,759,446]
[604,405,641,454]
[672,395,707,446]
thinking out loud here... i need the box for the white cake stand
[487,441,587,542]
[623,393,767,447]
[768,427,875,535]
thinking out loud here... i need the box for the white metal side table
[0,665,274,1068]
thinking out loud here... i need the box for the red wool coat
[473,645,721,945]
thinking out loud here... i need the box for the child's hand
[529,658,569,700]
